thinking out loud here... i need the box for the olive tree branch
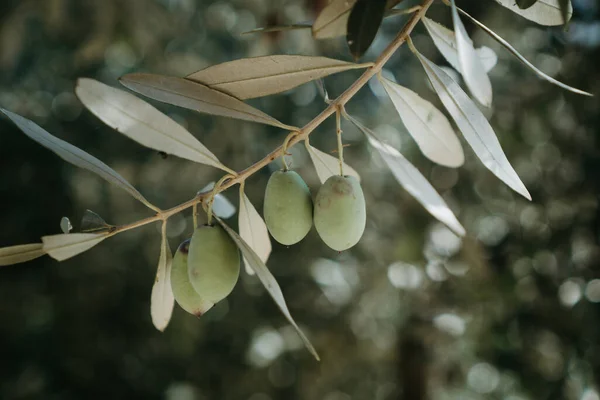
[111,0,435,235]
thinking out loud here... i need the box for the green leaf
[81,210,114,233]
[304,141,360,183]
[42,233,109,262]
[346,0,388,60]
[150,221,174,332]
[119,74,297,131]
[238,187,271,275]
[493,0,572,26]
[215,216,320,361]
[0,108,160,212]
[76,78,231,173]
[187,55,371,100]
[0,244,45,267]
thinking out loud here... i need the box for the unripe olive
[188,224,240,303]
[170,239,214,316]
[264,170,313,245]
[314,175,366,251]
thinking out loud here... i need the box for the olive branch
[0,0,590,360]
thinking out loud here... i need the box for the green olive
[314,175,366,251]
[264,170,313,245]
[170,239,214,316]
[187,224,240,303]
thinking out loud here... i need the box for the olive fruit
[187,224,240,303]
[264,170,313,245]
[314,175,366,251]
[170,239,214,316]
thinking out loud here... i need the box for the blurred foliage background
[1,0,599,399]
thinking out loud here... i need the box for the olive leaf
[345,113,466,236]
[423,18,498,75]
[187,56,371,100]
[455,7,592,96]
[76,79,232,172]
[42,233,110,262]
[379,76,464,168]
[238,187,272,276]
[0,108,160,212]
[305,141,360,183]
[150,221,175,332]
[450,0,492,107]
[312,0,357,39]
[242,24,312,35]
[412,46,531,200]
[119,74,297,131]
[516,0,539,9]
[346,0,388,60]
[215,216,320,361]
[493,0,572,26]
[0,244,46,267]
[81,209,114,233]
[60,217,73,234]
[198,183,237,219]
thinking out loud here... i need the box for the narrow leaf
[305,141,360,183]
[423,18,497,74]
[312,0,357,39]
[81,209,113,233]
[346,0,388,60]
[346,114,465,236]
[150,221,175,331]
[0,244,45,266]
[119,74,297,131]
[451,0,493,107]
[238,187,272,275]
[215,216,320,360]
[42,233,109,261]
[379,77,464,167]
[187,55,371,100]
[0,108,159,212]
[493,0,572,26]
[413,47,531,200]
[76,79,230,172]
[516,0,539,9]
[456,7,592,96]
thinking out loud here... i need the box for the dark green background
[1,0,599,399]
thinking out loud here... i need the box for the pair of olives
[171,225,239,316]
[264,170,366,251]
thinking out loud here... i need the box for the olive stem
[109,0,435,236]
[335,106,344,176]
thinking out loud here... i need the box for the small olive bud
[170,239,214,316]
[314,175,366,251]
[264,170,313,245]
[187,224,240,303]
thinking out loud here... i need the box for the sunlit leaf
[42,233,109,262]
[346,0,387,60]
[81,209,113,233]
[345,113,465,236]
[187,56,371,100]
[450,0,492,107]
[150,221,175,332]
[76,79,230,172]
[199,183,236,219]
[305,141,360,183]
[379,77,464,167]
[312,0,357,39]
[413,47,531,200]
[0,108,159,212]
[119,74,297,131]
[215,216,320,361]
[423,18,497,74]
[60,217,73,234]
[0,244,45,267]
[493,0,572,26]
[455,7,592,96]
[238,187,272,275]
